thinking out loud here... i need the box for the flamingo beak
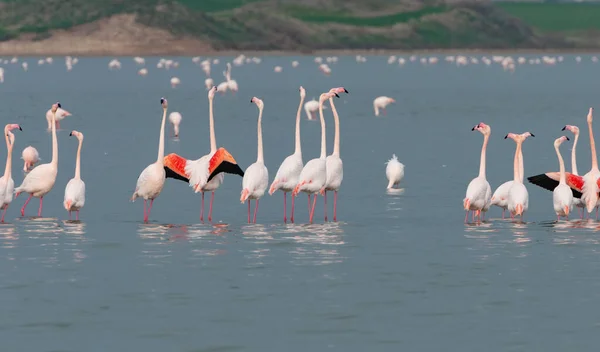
[69,132,73,136]
[530,133,535,137]
[344,89,349,93]
[566,136,570,141]
[18,126,22,131]
[562,126,567,131]
[472,124,480,131]
[504,134,509,139]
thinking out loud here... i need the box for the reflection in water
[510,222,531,245]
[286,222,345,266]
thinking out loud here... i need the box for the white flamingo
[205,78,214,90]
[491,146,524,219]
[15,103,61,217]
[241,97,269,223]
[169,112,182,138]
[45,103,71,130]
[323,87,349,222]
[269,86,305,223]
[373,96,395,116]
[386,154,405,189]
[562,124,584,217]
[226,63,238,93]
[170,77,180,88]
[304,98,326,120]
[552,136,573,220]
[130,98,168,223]
[463,122,492,222]
[0,124,22,222]
[64,130,86,220]
[21,146,40,172]
[293,91,337,223]
[581,108,600,217]
[506,132,534,220]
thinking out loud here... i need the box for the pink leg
[208,192,215,222]
[21,194,32,216]
[309,194,318,224]
[69,211,72,220]
[324,191,328,222]
[38,197,43,217]
[143,200,147,222]
[247,200,251,223]
[308,194,312,213]
[200,192,205,222]
[333,191,338,222]
[596,206,598,220]
[283,192,287,223]
[253,200,259,224]
[502,209,505,220]
[1,208,6,223]
[464,211,469,223]
[291,194,295,223]
[579,207,583,219]
[56,121,60,129]
[383,108,387,116]
[76,211,79,221]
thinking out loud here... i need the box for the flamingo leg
[200,192,205,222]
[56,121,60,130]
[253,200,259,224]
[247,200,251,223]
[283,192,287,223]
[502,209,505,220]
[143,200,147,222]
[76,211,79,221]
[291,194,295,223]
[333,191,338,222]
[69,211,72,221]
[208,192,215,222]
[1,208,6,223]
[309,194,318,224]
[464,211,469,223]
[21,194,32,216]
[596,206,598,220]
[147,199,154,222]
[308,194,312,213]
[38,196,43,217]
[324,191,328,222]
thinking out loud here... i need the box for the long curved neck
[257,107,264,163]
[51,111,58,166]
[518,144,524,183]
[514,141,523,183]
[75,138,82,179]
[572,133,579,175]
[329,97,341,157]
[556,144,566,184]
[209,97,217,153]
[294,95,305,155]
[157,108,167,164]
[318,98,327,159]
[4,135,12,179]
[590,119,598,170]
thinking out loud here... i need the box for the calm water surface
[1,55,600,351]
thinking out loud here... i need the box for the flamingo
[169,112,182,138]
[15,103,61,217]
[552,136,573,220]
[322,87,349,222]
[562,124,584,217]
[164,87,244,222]
[293,91,338,223]
[205,78,214,90]
[64,130,86,220]
[45,103,71,130]
[304,98,327,120]
[241,97,269,223]
[491,136,527,219]
[21,146,40,172]
[226,63,238,93]
[170,77,180,88]
[463,122,492,223]
[506,132,534,220]
[0,124,22,222]
[386,154,405,189]
[130,98,168,223]
[269,86,306,223]
[373,96,395,116]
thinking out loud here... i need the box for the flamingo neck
[51,111,58,166]
[318,98,327,159]
[518,144,524,183]
[556,144,566,184]
[257,106,264,163]
[294,94,305,155]
[157,108,167,164]
[514,141,523,183]
[589,120,598,171]
[478,134,489,178]
[572,133,579,175]
[75,138,82,179]
[329,97,341,157]
[209,97,217,153]
[4,134,12,180]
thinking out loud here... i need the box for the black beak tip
[504,134,508,139]
[561,126,566,131]
[69,132,72,136]
[57,103,61,108]
[335,93,340,98]
[344,89,349,93]
[471,127,476,131]
[566,136,570,141]
[250,99,252,103]
[18,127,22,131]
[530,133,535,137]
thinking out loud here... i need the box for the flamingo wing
[164,153,189,183]
[527,172,583,198]
[207,147,244,182]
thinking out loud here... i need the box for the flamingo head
[161,97,168,109]
[388,98,396,104]
[472,122,490,136]
[70,130,84,141]
[562,124,579,135]
[51,102,59,113]
[329,87,349,95]
[299,86,306,99]
[520,132,535,139]
[554,135,569,148]
[504,132,518,141]
[587,107,594,124]
[4,124,21,134]
[209,86,217,99]
[251,97,263,110]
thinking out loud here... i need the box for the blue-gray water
[1,55,600,351]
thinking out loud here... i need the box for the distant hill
[0,0,597,55]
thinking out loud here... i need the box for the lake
[0,54,600,351]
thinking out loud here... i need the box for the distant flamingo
[205,78,214,90]
[552,136,573,220]
[0,124,22,222]
[226,63,238,93]
[170,77,180,88]
[506,132,534,220]
[269,86,305,223]
[64,130,86,220]
[45,103,71,130]
[562,124,584,217]
[21,146,40,172]
[293,91,338,223]
[373,96,395,116]
[169,112,182,138]
[463,122,492,223]
[164,87,244,222]
[16,103,61,217]
[241,97,269,223]
[323,87,349,221]
[304,98,327,120]
[386,154,405,189]
[130,98,168,223]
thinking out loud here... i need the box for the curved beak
[504,134,509,139]
[562,126,567,131]
[566,136,570,141]
[334,93,340,98]
[344,89,349,93]
[18,126,22,131]
[530,133,535,137]
[69,132,73,137]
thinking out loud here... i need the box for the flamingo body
[64,179,85,211]
[385,154,405,188]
